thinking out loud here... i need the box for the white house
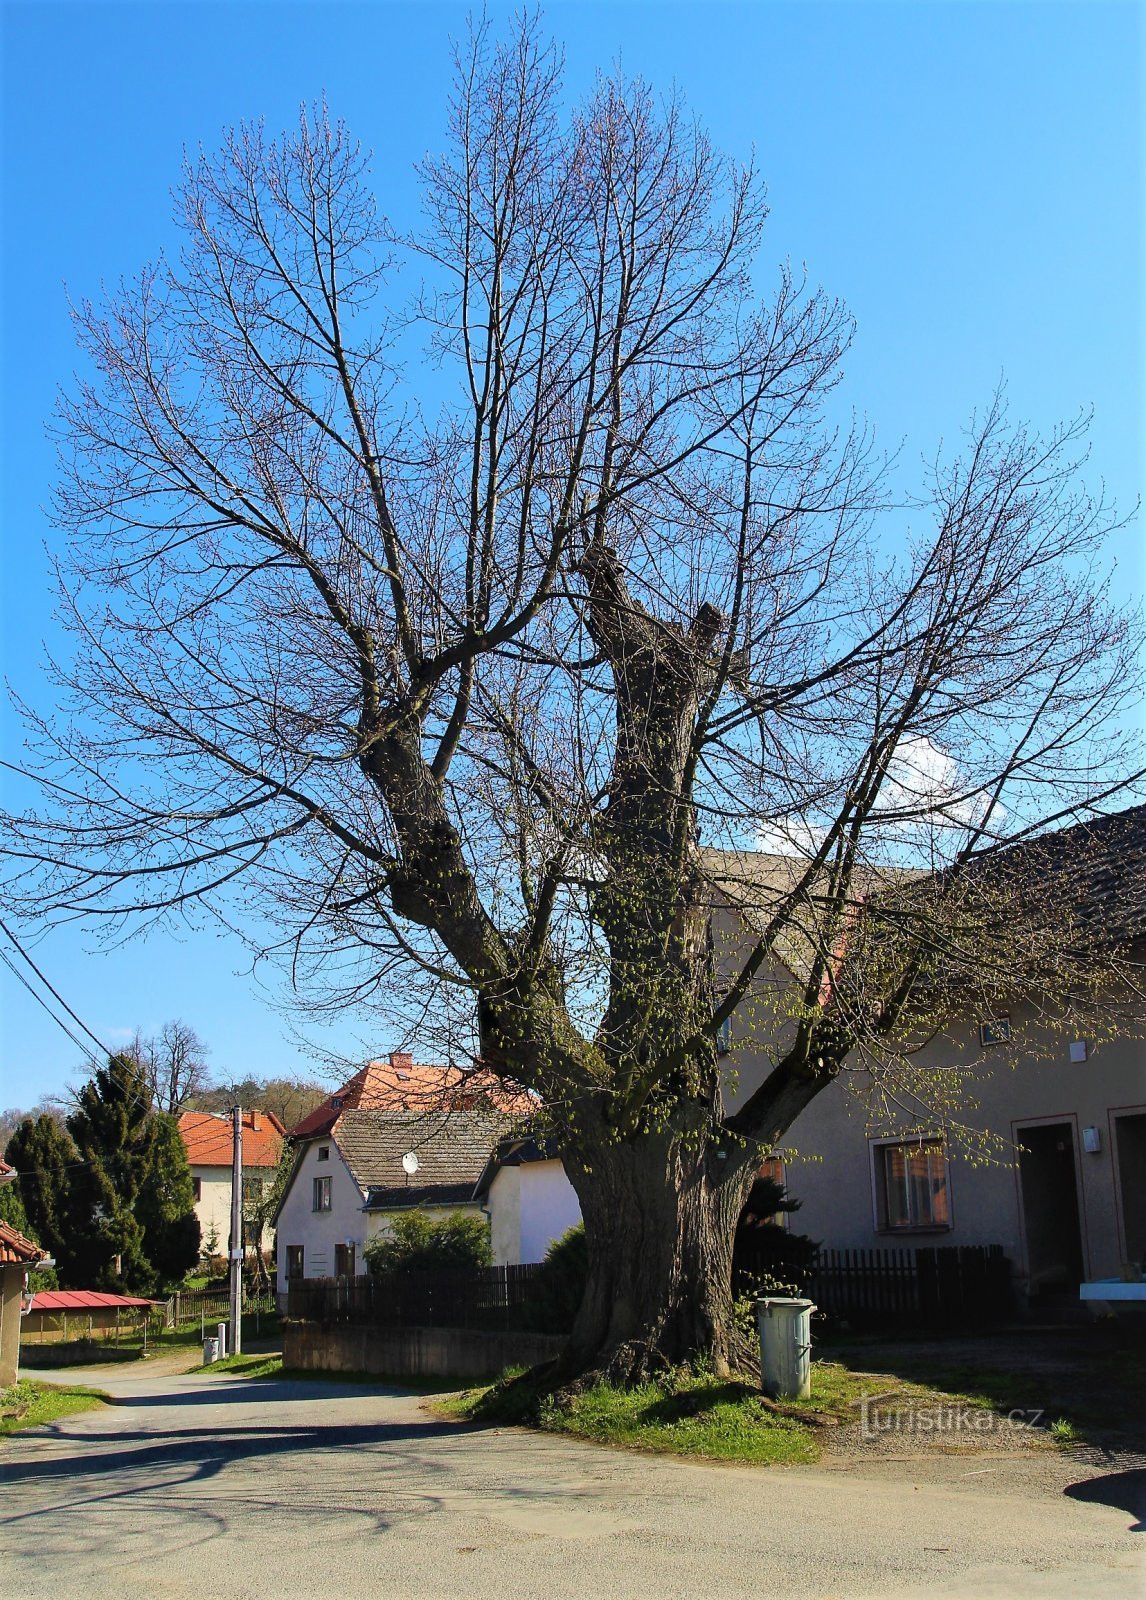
[273,1055,521,1300]
[177,1109,286,1258]
[474,1137,582,1265]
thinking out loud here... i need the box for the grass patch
[437,1359,961,1466]
[0,1379,108,1437]
[198,1351,285,1379]
[434,1357,1049,1466]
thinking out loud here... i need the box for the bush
[522,1223,588,1334]
[364,1210,493,1275]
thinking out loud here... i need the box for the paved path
[1,1364,1142,1599]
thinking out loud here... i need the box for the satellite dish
[401,1151,420,1176]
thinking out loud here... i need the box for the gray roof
[961,803,1146,952]
[332,1108,517,1207]
[702,803,1146,967]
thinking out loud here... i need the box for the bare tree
[3,18,1140,1380]
[129,1021,211,1115]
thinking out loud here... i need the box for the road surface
[1,1361,1141,1598]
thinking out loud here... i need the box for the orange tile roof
[0,1219,48,1265]
[291,1053,533,1138]
[177,1109,286,1168]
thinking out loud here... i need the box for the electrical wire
[0,915,111,1062]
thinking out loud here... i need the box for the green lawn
[0,1379,108,1437]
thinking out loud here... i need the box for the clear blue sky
[1,0,1142,1108]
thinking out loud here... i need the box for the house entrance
[1114,1113,1146,1269]
[1016,1121,1084,1299]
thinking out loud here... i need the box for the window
[312,1175,332,1212]
[335,1242,355,1279]
[716,1014,733,1056]
[191,1177,202,1202]
[875,1139,951,1231]
[318,1146,330,1162]
[979,1017,1011,1047]
[286,1245,304,1279]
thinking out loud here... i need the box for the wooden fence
[287,1246,1012,1336]
[287,1264,546,1331]
[810,1244,1012,1327]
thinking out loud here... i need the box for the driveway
[0,1363,1141,1599]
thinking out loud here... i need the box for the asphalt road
[1,1361,1142,1600]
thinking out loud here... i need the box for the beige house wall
[712,903,1144,1297]
[0,1265,23,1387]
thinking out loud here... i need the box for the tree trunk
[560,1124,755,1386]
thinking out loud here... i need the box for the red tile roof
[291,1053,533,1138]
[0,1220,49,1265]
[177,1109,286,1168]
[27,1290,156,1310]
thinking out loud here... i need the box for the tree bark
[560,1119,756,1384]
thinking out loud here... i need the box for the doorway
[1016,1121,1084,1299]
[1114,1113,1146,1269]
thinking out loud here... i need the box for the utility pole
[229,1104,243,1358]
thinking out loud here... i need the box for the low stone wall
[283,1319,566,1381]
[21,1341,146,1368]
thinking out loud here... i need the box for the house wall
[275,1138,367,1298]
[518,1161,582,1262]
[729,995,1145,1298]
[486,1166,520,1266]
[485,1160,582,1265]
[191,1166,232,1255]
[0,1264,22,1386]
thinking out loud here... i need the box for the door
[1016,1122,1084,1298]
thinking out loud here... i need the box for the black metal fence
[286,1263,547,1331]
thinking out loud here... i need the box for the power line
[0,947,104,1070]
[0,915,111,1062]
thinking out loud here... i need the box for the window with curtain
[876,1139,951,1230]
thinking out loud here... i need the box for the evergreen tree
[65,1053,190,1292]
[0,1175,30,1233]
[136,1112,200,1282]
[4,1114,78,1281]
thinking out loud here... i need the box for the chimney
[247,1111,261,1132]
[389,1051,414,1075]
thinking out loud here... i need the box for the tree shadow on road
[0,1411,473,1493]
[1064,1469,1146,1532]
